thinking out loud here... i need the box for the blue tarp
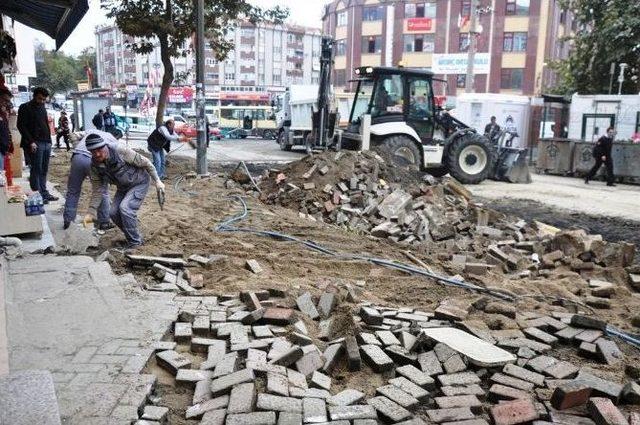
[1,0,89,49]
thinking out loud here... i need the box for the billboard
[407,18,433,31]
[168,87,194,103]
[432,53,491,74]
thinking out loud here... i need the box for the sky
[21,0,332,57]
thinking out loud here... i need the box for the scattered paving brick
[318,292,337,318]
[210,368,256,395]
[346,337,362,371]
[296,293,320,320]
[359,344,394,372]
[441,385,485,397]
[575,330,605,344]
[621,382,640,405]
[438,372,481,387]
[442,420,489,425]
[322,344,344,374]
[185,395,230,419]
[328,405,378,421]
[490,398,540,425]
[228,382,257,414]
[194,379,214,404]
[434,395,483,413]
[397,364,436,388]
[545,361,580,379]
[156,350,191,374]
[418,351,444,376]
[296,351,325,377]
[357,333,382,346]
[174,322,193,342]
[268,372,290,396]
[192,337,225,354]
[595,339,623,366]
[176,369,214,387]
[389,377,430,400]
[444,354,467,374]
[310,371,331,391]
[587,397,629,425]
[263,308,296,325]
[257,394,304,413]
[489,383,531,401]
[490,373,536,392]
[575,371,623,402]
[327,389,366,406]
[367,395,412,422]
[527,356,558,373]
[524,327,559,346]
[354,420,379,425]
[278,412,303,425]
[270,347,304,367]
[376,384,420,408]
[360,307,384,325]
[200,409,227,425]
[551,381,592,410]
[303,388,331,399]
[142,405,169,422]
[287,369,308,390]
[426,407,476,423]
[303,397,328,423]
[385,344,418,366]
[213,352,239,377]
[227,412,277,425]
[503,363,546,386]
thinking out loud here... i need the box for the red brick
[551,382,592,410]
[587,397,629,425]
[490,398,540,425]
[262,308,295,325]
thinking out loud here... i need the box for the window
[206,72,218,80]
[459,33,470,52]
[337,10,348,27]
[503,32,527,52]
[506,0,529,15]
[225,73,235,82]
[371,74,404,117]
[363,6,383,21]
[206,58,216,66]
[362,36,382,54]
[404,34,435,52]
[241,28,255,37]
[404,2,436,18]
[335,69,346,86]
[500,68,524,89]
[408,78,432,119]
[273,74,281,84]
[456,75,466,88]
[336,40,347,56]
[461,0,471,17]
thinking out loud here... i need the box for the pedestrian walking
[585,127,616,186]
[146,119,185,180]
[17,87,59,203]
[0,87,13,172]
[103,106,117,134]
[63,130,115,230]
[83,133,165,249]
[70,111,76,132]
[56,110,71,150]
[92,109,104,130]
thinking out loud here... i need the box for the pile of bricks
[135,286,640,425]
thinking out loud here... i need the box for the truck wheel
[263,129,274,140]
[374,135,421,170]
[278,130,291,151]
[446,134,495,184]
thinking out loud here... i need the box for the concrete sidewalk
[0,254,178,424]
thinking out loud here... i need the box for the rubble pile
[137,284,640,425]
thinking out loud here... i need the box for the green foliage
[550,0,640,95]
[32,46,98,95]
[102,0,289,125]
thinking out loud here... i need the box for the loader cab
[346,66,436,145]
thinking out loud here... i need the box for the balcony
[240,80,255,86]
[240,52,255,60]
[240,66,255,73]
[240,37,255,46]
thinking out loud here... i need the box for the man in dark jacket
[103,106,117,134]
[484,116,501,142]
[585,126,616,186]
[56,110,71,150]
[146,119,184,179]
[92,109,104,130]
[17,87,59,203]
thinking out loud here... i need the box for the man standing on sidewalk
[63,130,114,230]
[83,133,165,249]
[17,87,59,203]
[103,106,117,135]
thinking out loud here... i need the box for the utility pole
[608,63,616,94]
[465,0,479,93]
[195,0,208,176]
[617,63,628,95]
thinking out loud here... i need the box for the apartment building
[95,22,322,102]
[322,0,575,96]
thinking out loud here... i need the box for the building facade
[95,22,322,103]
[1,16,37,104]
[322,0,574,96]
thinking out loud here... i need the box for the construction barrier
[536,138,575,175]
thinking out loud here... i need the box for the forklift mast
[311,37,337,149]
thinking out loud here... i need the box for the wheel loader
[292,37,531,184]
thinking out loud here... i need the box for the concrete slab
[0,369,61,424]
[421,327,517,367]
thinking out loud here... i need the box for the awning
[1,0,89,50]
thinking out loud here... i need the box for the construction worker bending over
[83,133,165,249]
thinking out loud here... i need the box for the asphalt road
[125,134,305,163]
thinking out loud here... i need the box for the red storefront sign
[407,18,433,31]
[168,87,194,103]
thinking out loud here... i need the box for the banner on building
[432,53,490,74]
[168,87,194,103]
[407,18,433,31]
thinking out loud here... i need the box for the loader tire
[374,135,421,170]
[446,133,495,184]
[425,166,449,177]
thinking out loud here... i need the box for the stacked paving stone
[138,287,640,425]
[259,151,638,294]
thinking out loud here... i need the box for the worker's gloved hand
[156,181,166,192]
[82,214,95,228]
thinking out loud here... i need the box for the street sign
[407,18,433,31]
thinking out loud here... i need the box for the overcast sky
[24,0,331,56]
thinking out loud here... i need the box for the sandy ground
[468,173,640,221]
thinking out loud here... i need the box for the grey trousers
[63,154,110,225]
[111,181,149,246]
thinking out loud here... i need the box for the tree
[33,47,77,95]
[550,0,640,95]
[102,0,288,125]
